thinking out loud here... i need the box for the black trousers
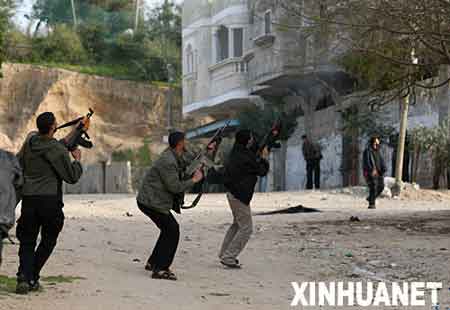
[16,196,64,282]
[306,160,321,189]
[138,203,179,271]
[366,176,384,206]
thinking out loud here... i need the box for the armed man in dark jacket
[363,136,386,209]
[15,112,83,294]
[219,130,269,268]
[0,148,23,268]
[137,131,204,281]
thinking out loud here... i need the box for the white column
[212,28,218,64]
[229,27,234,58]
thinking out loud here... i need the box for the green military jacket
[137,148,195,214]
[17,132,83,197]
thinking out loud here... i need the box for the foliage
[0,274,16,294]
[11,0,183,82]
[112,138,153,168]
[32,24,88,64]
[277,0,450,101]
[237,99,298,143]
[340,106,395,142]
[3,29,31,62]
[410,120,450,163]
[0,0,16,72]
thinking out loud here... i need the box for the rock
[380,187,392,198]
[125,212,133,217]
[345,252,353,258]
[350,216,360,222]
[368,260,383,267]
[80,227,87,232]
[132,258,141,263]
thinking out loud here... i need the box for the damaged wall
[278,75,449,190]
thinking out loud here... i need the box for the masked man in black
[219,130,269,268]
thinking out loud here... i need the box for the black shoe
[368,204,376,209]
[16,280,30,295]
[29,280,40,292]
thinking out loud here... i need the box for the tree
[237,99,298,143]
[276,0,450,193]
[0,0,16,73]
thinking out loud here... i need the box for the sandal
[152,270,177,281]
[220,260,242,269]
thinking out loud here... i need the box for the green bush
[32,24,88,64]
[77,23,109,63]
[4,29,32,62]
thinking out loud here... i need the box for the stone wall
[64,161,133,194]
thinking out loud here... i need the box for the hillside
[0,63,192,163]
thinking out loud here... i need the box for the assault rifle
[177,121,230,211]
[57,108,94,152]
[256,119,282,155]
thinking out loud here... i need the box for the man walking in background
[0,148,23,268]
[363,136,386,209]
[301,135,322,190]
[220,130,269,269]
[15,112,83,294]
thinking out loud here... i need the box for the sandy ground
[1,190,450,310]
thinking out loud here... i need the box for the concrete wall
[279,78,449,190]
[64,161,133,194]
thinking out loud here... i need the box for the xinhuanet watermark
[291,282,444,307]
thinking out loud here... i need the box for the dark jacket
[302,141,322,162]
[17,132,83,199]
[363,145,387,177]
[137,148,195,214]
[224,144,270,205]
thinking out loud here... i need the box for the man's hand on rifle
[71,148,82,161]
[206,141,218,155]
[260,146,269,159]
[192,169,204,183]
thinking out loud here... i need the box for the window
[216,26,229,62]
[264,10,271,35]
[233,28,243,57]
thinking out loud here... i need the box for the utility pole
[134,0,140,33]
[167,63,174,130]
[162,0,173,131]
[70,0,77,29]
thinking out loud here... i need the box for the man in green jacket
[15,112,83,294]
[137,131,204,281]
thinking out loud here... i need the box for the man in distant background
[363,136,386,209]
[301,135,323,190]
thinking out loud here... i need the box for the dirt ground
[1,190,449,310]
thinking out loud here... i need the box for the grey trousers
[219,193,253,263]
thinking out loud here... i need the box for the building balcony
[183,57,255,118]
